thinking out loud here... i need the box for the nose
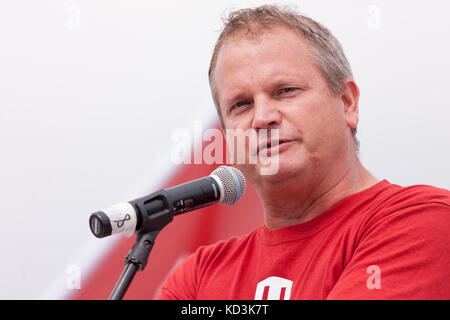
[251,95,282,129]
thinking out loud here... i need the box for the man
[157,5,449,299]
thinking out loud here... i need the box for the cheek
[288,96,346,150]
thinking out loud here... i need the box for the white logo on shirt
[254,276,293,300]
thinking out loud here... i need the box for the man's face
[213,26,356,188]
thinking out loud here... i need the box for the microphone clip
[109,190,175,300]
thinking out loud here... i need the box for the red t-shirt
[157,180,450,299]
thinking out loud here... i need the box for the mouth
[257,139,293,155]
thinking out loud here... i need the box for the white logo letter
[255,276,293,300]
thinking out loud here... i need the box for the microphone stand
[108,191,174,300]
[108,231,159,300]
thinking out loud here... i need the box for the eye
[278,87,297,94]
[230,100,250,112]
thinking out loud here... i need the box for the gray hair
[208,4,359,151]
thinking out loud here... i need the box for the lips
[257,139,292,155]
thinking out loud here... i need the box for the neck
[258,157,378,230]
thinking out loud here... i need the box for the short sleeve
[327,202,450,299]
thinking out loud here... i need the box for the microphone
[89,166,246,238]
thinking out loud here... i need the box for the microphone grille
[211,166,246,205]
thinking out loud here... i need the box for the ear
[340,78,360,129]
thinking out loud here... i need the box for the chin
[239,158,304,188]
[263,162,302,184]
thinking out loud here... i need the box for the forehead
[213,26,319,105]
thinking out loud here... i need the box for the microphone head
[210,166,246,205]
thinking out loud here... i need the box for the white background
[0,0,449,299]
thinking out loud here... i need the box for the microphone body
[89,166,246,238]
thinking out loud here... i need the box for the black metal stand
[108,231,159,300]
[108,262,138,300]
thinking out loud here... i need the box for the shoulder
[379,181,449,207]
[358,180,450,239]
[360,180,449,221]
